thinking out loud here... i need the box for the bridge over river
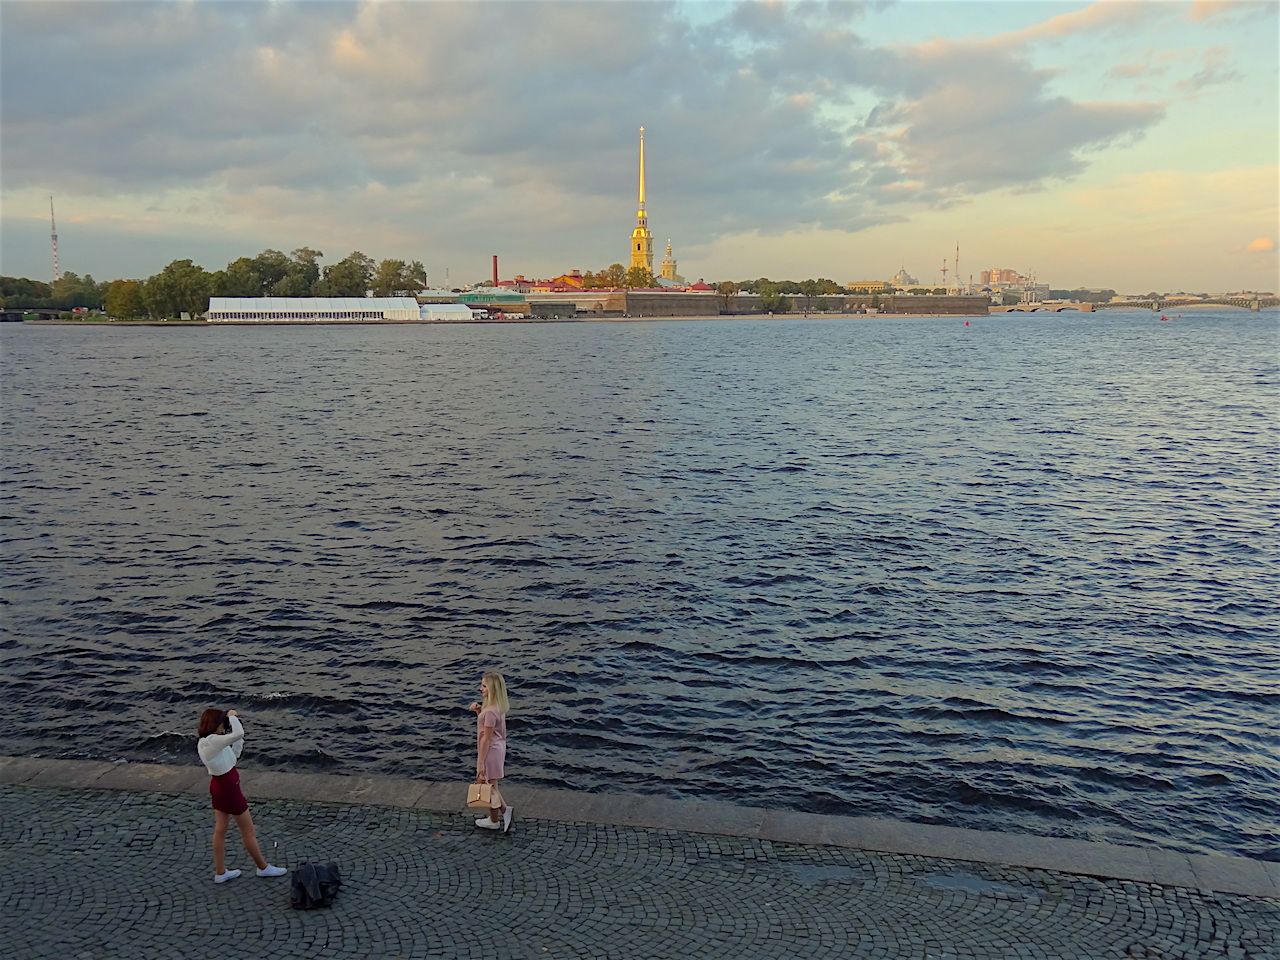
[990,302,1095,313]
[1094,296,1276,311]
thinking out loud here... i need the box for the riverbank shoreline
[3,755,1274,896]
[24,313,932,326]
[4,754,1276,960]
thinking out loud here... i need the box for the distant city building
[888,267,919,287]
[629,127,654,274]
[847,281,892,294]
[980,268,1023,284]
[419,303,475,322]
[207,297,419,323]
[460,290,526,308]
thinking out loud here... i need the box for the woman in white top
[196,708,286,884]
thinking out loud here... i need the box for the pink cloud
[1188,0,1257,23]
[995,1,1166,46]
[1246,237,1276,252]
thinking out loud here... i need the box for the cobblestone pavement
[2,785,1276,960]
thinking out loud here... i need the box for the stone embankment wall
[722,294,990,316]
[528,292,991,318]
[625,292,720,317]
[880,295,990,315]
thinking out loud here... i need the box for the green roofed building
[458,291,526,307]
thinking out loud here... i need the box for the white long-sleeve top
[197,715,245,776]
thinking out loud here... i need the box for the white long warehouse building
[206,297,474,323]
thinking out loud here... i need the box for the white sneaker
[475,817,501,830]
[214,869,241,884]
[502,806,514,833]
[256,864,287,877]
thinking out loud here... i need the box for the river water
[1,311,1276,860]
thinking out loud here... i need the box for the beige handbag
[467,782,504,809]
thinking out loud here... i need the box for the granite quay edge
[2,754,1274,899]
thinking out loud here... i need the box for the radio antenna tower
[940,258,948,287]
[50,196,61,281]
[954,242,961,293]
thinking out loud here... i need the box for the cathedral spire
[638,126,646,207]
[629,126,654,275]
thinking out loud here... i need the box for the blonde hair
[482,673,509,714]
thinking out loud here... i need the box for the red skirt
[209,767,249,815]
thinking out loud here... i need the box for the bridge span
[990,302,1094,313]
[1094,297,1277,311]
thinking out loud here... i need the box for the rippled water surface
[2,313,1277,859]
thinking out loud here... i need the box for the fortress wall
[624,292,720,317]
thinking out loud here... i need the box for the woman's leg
[232,808,269,870]
[212,810,231,874]
[489,779,504,822]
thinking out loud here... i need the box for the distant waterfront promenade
[2,757,1276,960]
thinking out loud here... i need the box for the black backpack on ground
[289,862,342,909]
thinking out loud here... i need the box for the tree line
[716,277,844,313]
[4,253,981,321]
[572,264,657,289]
[1,248,428,319]
[567,270,847,314]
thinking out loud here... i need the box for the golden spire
[629,126,654,274]
[638,126,646,207]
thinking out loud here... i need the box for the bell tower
[660,239,678,281]
[629,127,654,274]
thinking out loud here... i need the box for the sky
[1,0,1277,293]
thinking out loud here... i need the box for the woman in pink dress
[468,673,512,832]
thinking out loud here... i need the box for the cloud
[1187,0,1273,24]
[995,0,1168,46]
[1177,45,1243,92]
[1246,237,1275,252]
[0,0,1212,280]
[847,38,1164,201]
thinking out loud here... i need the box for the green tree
[0,276,53,308]
[716,280,738,313]
[217,257,263,296]
[758,282,792,314]
[104,279,146,319]
[320,251,375,297]
[272,271,312,297]
[370,259,427,297]
[602,263,627,288]
[50,271,104,310]
[253,250,292,294]
[798,279,822,314]
[272,247,323,296]
[624,266,655,288]
[143,259,212,318]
